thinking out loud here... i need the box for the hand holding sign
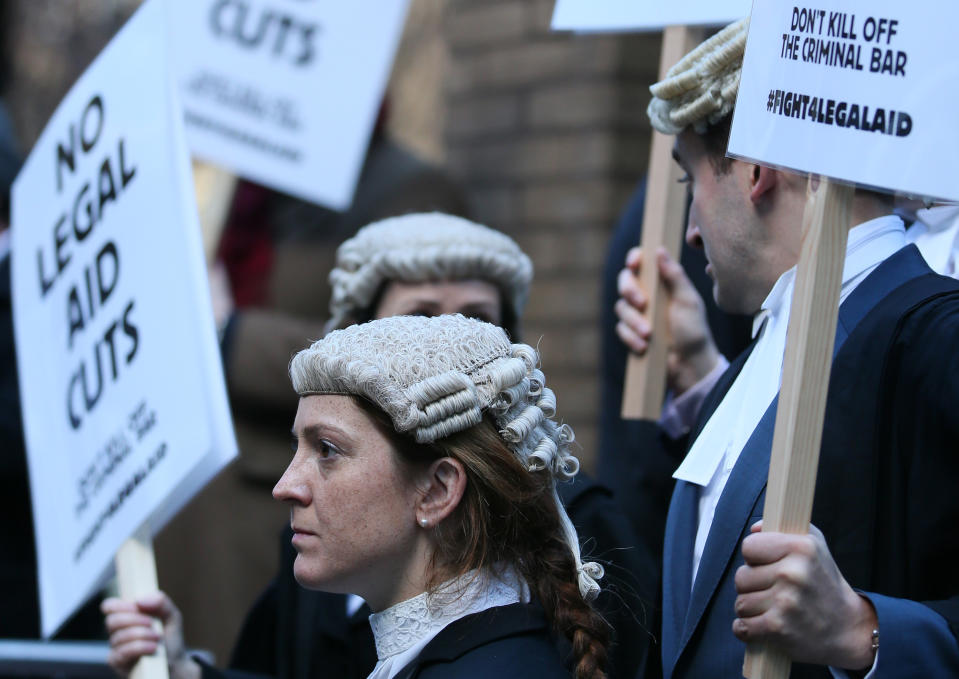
[615,246,720,396]
[734,522,879,671]
[103,589,198,679]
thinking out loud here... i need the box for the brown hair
[699,113,735,176]
[699,114,895,208]
[355,397,609,679]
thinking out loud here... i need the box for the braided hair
[358,404,610,679]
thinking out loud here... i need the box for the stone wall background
[4,1,140,148]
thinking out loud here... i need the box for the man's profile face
[674,129,766,316]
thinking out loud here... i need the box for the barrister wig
[291,314,610,677]
[647,18,749,135]
[325,212,533,338]
[290,313,605,602]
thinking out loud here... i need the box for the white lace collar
[368,568,527,661]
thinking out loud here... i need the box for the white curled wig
[290,313,604,602]
[647,18,749,135]
[325,212,533,338]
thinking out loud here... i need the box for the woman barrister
[277,313,608,678]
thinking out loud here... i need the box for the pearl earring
[419,518,428,527]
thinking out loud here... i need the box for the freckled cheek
[318,477,412,547]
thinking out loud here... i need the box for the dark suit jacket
[658,245,959,678]
[204,605,565,679]
[393,603,567,679]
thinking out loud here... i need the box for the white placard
[167,0,410,210]
[729,1,959,202]
[551,0,749,32]
[11,0,236,637]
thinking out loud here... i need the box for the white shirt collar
[841,214,907,286]
[751,268,795,338]
[749,214,906,339]
[369,568,526,662]
[915,204,959,233]
[908,205,959,277]
[674,214,907,489]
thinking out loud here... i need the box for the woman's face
[273,394,427,608]
[374,279,502,325]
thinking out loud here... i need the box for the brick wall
[4,1,140,148]
[442,0,661,469]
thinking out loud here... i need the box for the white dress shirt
[673,215,908,586]
[366,568,529,679]
[908,204,959,278]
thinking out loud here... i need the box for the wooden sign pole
[621,25,704,420]
[742,177,854,678]
[115,524,170,679]
[192,161,238,264]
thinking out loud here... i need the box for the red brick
[515,229,610,275]
[527,81,650,130]
[447,93,522,140]
[464,186,519,230]
[447,36,623,95]
[539,370,599,421]
[445,2,529,49]
[524,275,603,324]
[520,179,632,225]
[532,325,602,371]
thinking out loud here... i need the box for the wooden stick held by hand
[621,25,704,420]
[192,161,237,265]
[742,177,854,679]
[115,524,170,679]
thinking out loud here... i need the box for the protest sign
[166,0,410,209]
[11,0,236,637]
[727,3,958,676]
[551,0,749,32]
[729,0,959,201]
